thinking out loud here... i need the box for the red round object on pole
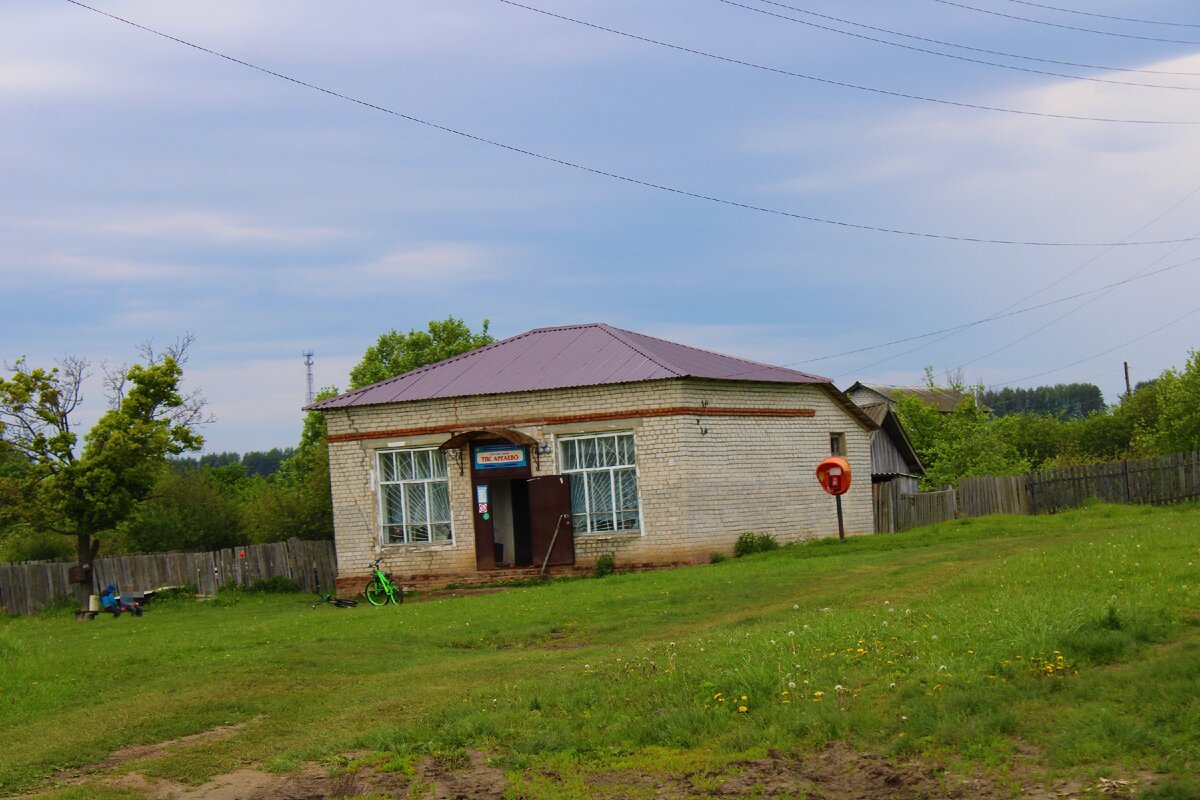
[816,456,852,496]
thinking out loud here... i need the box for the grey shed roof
[310,323,832,410]
[846,382,970,414]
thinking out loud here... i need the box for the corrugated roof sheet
[848,383,969,414]
[310,323,832,410]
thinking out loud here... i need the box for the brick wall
[326,378,872,585]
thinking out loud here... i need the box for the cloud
[0,59,97,97]
[187,353,360,451]
[16,210,349,246]
[288,241,508,297]
[750,52,1200,241]
[20,254,187,284]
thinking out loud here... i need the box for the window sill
[578,530,642,541]
[381,541,457,551]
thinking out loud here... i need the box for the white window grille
[377,448,452,544]
[558,432,641,534]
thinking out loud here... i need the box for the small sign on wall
[473,443,528,470]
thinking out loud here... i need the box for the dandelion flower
[738,705,748,713]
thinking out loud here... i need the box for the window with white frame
[377,448,452,544]
[558,432,641,534]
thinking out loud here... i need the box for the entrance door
[473,481,497,570]
[528,475,575,567]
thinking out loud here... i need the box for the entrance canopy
[438,428,538,451]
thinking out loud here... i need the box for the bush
[153,585,198,603]
[733,532,780,558]
[593,553,616,578]
[244,575,302,594]
[709,552,727,564]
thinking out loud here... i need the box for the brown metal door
[528,475,575,567]
[473,481,497,570]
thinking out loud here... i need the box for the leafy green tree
[1152,349,1200,454]
[240,448,293,477]
[1069,380,1162,461]
[0,342,205,611]
[994,412,1070,470]
[121,465,242,553]
[894,392,1029,488]
[240,444,334,543]
[348,316,493,390]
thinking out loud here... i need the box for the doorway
[488,479,533,567]
[472,474,576,571]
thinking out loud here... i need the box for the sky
[4,0,1200,453]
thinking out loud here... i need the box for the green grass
[2,503,1198,797]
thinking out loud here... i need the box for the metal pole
[836,494,845,540]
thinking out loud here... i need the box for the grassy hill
[2,503,1198,799]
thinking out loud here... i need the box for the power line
[735,0,1200,76]
[950,188,1200,371]
[717,0,1200,91]
[823,182,1200,377]
[932,0,1200,45]
[498,0,1200,122]
[63,0,1200,248]
[821,254,1199,363]
[1000,0,1200,29]
[952,238,1195,370]
[992,304,1200,387]
[709,252,1200,380]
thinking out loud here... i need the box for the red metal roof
[310,323,832,410]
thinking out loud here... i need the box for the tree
[994,411,1070,470]
[120,464,242,553]
[1152,349,1200,454]
[0,341,206,613]
[348,316,493,390]
[980,383,1105,419]
[894,392,1029,488]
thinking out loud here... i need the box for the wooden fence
[958,475,1029,517]
[874,482,957,533]
[872,450,1200,531]
[0,538,336,616]
[1027,451,1200,514]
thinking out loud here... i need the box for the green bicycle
[365,558,403,606]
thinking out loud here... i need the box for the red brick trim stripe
[325,405,816,444]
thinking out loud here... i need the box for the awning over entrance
[438,428,538,450]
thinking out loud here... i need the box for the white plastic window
[377,448,452,544]
[558,433,640,534]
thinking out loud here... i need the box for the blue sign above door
[473,443,528,470]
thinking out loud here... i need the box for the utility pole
[1123,361,1131,398]
[302,347,316,402]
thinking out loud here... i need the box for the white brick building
[310,324,876,589]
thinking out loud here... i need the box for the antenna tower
[303,350,315,405]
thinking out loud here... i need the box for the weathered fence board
[874,482,957,533]
[1027,451,1200,514]
[957,475,1029,518]
[0,539,336,616]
